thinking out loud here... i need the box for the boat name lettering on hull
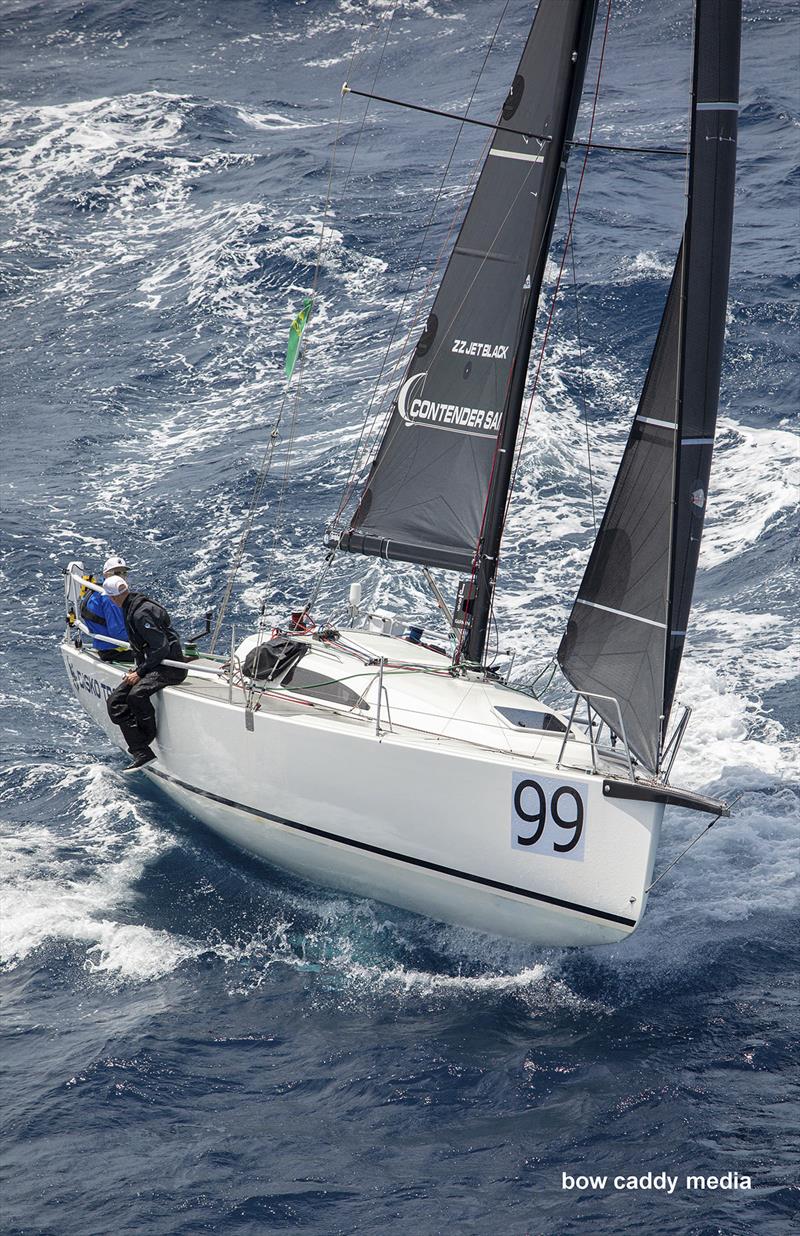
[67,659,113,702]
[397,371,500,436]
[511,771,587,862]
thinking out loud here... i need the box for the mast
[462,0,598,664]
[329,1,599,634]
[557,0,741,773]
[662,0,742,729]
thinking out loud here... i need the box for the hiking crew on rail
[103,574,187,771]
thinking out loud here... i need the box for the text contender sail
[558,0,741,773]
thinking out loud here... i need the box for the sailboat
[61,0,741,947]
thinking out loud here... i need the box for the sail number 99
[510,772,587,862]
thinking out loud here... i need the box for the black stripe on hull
[147,768,637,929]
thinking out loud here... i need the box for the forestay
[558,0,741,773]
[331,0,599,574]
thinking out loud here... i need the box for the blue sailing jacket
[80,589,129,651]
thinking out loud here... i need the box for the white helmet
[103,554,128,576]
[103,575,129,598]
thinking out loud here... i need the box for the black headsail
[558,0,741,774]
[330,2,599,609]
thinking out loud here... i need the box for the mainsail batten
[558,0,741,773]
[331,0,599,584]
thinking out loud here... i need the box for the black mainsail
[331,0,599,607]
[558,0,741,773]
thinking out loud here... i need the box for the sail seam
[636,415,677,429]
[576,598,667,629]
[455,245,514,263]
[488,148,544,163]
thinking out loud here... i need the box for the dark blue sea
[1,1,798,1232]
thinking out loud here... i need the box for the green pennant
[284,296,313,379]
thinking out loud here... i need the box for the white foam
[619,249,674,281]
[83,920,199,981]
[232,105,323,132]
[700,420,798,566]
[212,901,599,1012]
[337,958,579,1005]
[0,763,201,980]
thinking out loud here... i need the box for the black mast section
[463,1,598,664]
[662,0,741,729]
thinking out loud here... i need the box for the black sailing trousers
[106,666,187,755]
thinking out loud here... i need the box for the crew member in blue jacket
[80,555,133,661]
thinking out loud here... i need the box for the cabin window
[280,664,369,710]
[494,707,567,733]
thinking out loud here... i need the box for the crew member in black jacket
[103,575,187,771]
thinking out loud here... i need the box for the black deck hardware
[602,779,729,817]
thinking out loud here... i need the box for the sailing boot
[122,747,156,773]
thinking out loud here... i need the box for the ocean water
[1,1,798,1232]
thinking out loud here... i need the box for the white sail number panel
[511,772,587,862]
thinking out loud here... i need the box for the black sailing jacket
[121,592,184,675]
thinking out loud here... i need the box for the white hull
[61,638,663,947]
